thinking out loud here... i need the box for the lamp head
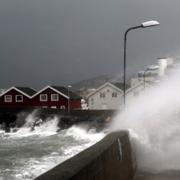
[141,20,160,28]
[147,65,160,71]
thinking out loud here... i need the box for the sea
[0,112,105,180]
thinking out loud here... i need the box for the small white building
[81,99,89,110]
[87,82,124,110]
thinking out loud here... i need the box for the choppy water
[0,114,105,180]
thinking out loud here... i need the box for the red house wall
[31,88,81,109]
[70,100,81,109]
[0,87,81,109]
[31,88,67,108]
[0,89,32,108]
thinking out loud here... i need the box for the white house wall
[88,84,123,110]
[126,83,145,105]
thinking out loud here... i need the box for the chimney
[158,58,168,76]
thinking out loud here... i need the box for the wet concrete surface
[134,174,180,180]
[134,171,180,180]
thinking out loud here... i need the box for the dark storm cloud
[0,0,179,88]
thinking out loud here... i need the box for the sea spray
[7,110,60,138]
[64,125,105,141]
[110,67,180,172]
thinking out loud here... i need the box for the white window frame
[60,105,66,109]
[4,95,12,103]
[51,94,59,101]
[40,94,48,102]
[100,92,106,98]
[112,92,117,98]
[16,95,23,102]
[51,106,57,109]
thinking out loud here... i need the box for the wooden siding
[0,87,81,109]
[31,87,81,109]
[70,100,81,109]
[0,89,32,107]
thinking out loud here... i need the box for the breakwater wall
[35,131,135,180]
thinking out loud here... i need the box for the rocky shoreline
[0,108,117,132]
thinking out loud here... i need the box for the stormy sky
[0,0,179,88]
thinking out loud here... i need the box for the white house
[87,80,156,110]
[87,82,124,110]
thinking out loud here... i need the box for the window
[40,94,48,102]
[112,92,117,98]
[60,105,66,109]
[100,92,105,98]
[51,94,59,101]
[51,106,57,109]
[4,95,12,102]
[16,95,23,102]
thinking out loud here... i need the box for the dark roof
[15,87,37,96]
[51,86,81,100]
[111,82,130,90]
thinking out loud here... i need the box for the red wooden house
[31,86,81,109]
[0,87,36,108]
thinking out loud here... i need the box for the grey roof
[51,86,81,100]
[111,82,130,90]
[15,87,37,96]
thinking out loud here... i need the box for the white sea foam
[11,126,104,180]
[0,108,106,180]
[0,130,5,138]
[0,116,104,180]
[110,67,180,172]
[14,156,64,180]
[7,115,59,138]
[64,125,105,141]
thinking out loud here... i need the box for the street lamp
[123,20,160,106]
[143,65,159,90]
[67,85,72,113]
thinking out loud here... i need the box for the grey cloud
[0,0,179,88]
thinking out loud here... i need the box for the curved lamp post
[123,20,160,106]
[143,65,159,90]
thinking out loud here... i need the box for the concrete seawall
[35,131,135,180]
